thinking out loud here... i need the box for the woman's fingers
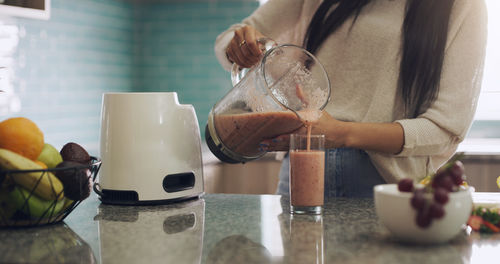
[226,26,264,68]
[260,134,291,152]
[244,27,263,58]
[258,124,310,151]
[228,33,250,67]
[232,29,251,67]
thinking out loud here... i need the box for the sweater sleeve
[394,0,487,157]
[214,0,308,71]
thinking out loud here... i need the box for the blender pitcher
[206,40,331,163]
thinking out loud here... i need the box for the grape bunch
[397,158,466,228]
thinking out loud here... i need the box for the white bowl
[374,184,473,244]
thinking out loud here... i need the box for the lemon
[497,176,500,189]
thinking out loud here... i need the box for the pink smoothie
[289,150,325,207]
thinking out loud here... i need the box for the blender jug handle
[230,38,277,86]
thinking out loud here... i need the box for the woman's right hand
[226,25,266,68]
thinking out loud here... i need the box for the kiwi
[55,161,91,201]
[60,143,91,165]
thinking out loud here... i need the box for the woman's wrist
[324,119,352,149]
[334,121,404,154]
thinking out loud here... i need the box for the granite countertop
[1,193,500,264]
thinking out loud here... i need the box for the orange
[0,117,44,160]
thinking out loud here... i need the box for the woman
[214,0,487,197]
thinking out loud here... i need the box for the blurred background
[0,0,499,193]
[0,0,261,154]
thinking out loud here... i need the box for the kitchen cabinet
[1,193,499,263]
[202,145,282,194]
[204,157,281,194]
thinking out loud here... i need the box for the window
[467,0,500,132]
[460,0,500,153]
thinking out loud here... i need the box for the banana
[8,186,65,218]
[0,148,64,201]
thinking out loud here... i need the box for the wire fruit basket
[0,157,101,227]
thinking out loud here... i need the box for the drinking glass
[289,134,325,214]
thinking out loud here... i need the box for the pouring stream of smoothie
[306,124,312,151]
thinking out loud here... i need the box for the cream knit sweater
[214,0,487,183]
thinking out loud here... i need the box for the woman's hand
[226,25,266,68]
[260,112,348,151]
[260,111,405,154]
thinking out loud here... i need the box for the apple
[37,143,63,168]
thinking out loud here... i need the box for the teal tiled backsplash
[133,0,259,127]
[0,0,259,155]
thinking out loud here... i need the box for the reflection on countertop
[94,198,204,264]
[1,193,500,263]
[0,223,96,263]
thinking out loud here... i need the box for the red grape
[450,173,463,186]
[433,187,449,204]
[450,160,464,176]
[429,203,445,219]
[431,170,447,188]
[449,161,464,185]
[416,208,432,228]
[434,174,454,192]
[411,189,426,210]
[398,178,414,192]
[411,158,466,228]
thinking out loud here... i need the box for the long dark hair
[303,0,455,118]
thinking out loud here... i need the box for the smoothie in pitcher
[213,109,321,157]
